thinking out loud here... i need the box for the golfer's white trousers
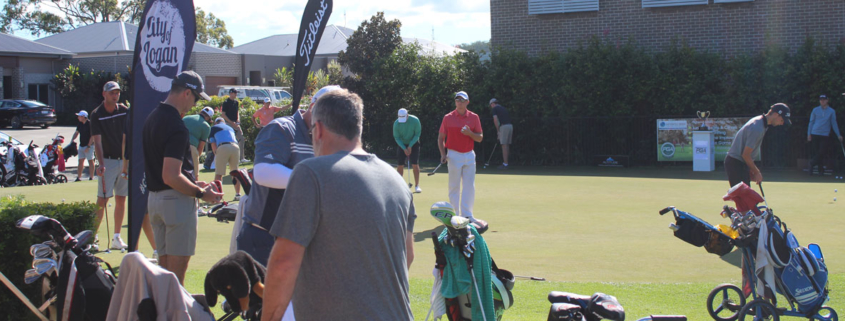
[447,149,476,218]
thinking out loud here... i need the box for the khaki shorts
[498,124,513,145]
[190,145,199,174]
[215,143,239,176]
[148,189,198,256]
[97,158,128,198]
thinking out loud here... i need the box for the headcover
[430,202,457,227]
[723,182,765,215]
[588,293,625,321]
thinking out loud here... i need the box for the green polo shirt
[183,115,211,148]
[393,115,421,150]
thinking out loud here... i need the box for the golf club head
[450,216,470,229]
[30,244,53,259]
[73,230,94,249]
[33,259,57,277]
[24,269,41,284]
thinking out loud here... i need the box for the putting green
[4,165,843,319]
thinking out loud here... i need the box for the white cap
[215,117,225,124]
[455,91,469,100]
[311,85,342,104]
[75,110,89,118]
[264,97,271,103]
[201,107,214,119]
[397,108,408,123]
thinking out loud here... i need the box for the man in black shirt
[71,110,94,181]
[221,88,246,162]
[489,98,513,169]
[90,81,131,250]
[143,71,223,284]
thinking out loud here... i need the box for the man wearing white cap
[252,97,289,128]
[394,108,422,192]
[71,110,95,181]
[438,91,483,221]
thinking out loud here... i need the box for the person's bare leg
[113,196,126,234]
[396,165,404,176]
[412,164,420,186]
[77,158,84,179]
[160,255,191,285]
[502,144,510,165]
[234,179,241,195]
[95,197,108,231]
[88,160,95,178]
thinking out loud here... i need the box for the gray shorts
[148,189,198,256]
[97,158,128,198]
[498,124,513,145]
[78,146,95,161]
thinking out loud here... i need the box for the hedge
[0,196,98,321]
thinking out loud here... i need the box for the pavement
[3,125,88,176]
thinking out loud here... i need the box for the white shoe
[91,235,100,251]
[110,236,127,250]
[415,186,422,193]
[233,194,241,201]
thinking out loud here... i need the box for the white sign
[139,0,186,92]
[693,141,708,160]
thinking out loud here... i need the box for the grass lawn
[3,165,844,319]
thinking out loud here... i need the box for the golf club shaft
[428,163,442,176]
[514,275,546,281]
[484,142,499,167]
[102,177,110,250]
[758,182,769,210]
[469,268,489,321]
[407,159,412,188]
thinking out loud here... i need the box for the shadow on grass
[413,225,444,243]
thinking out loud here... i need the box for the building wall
[190,52,242,87]
[243,54,294,86]
[72,55,134,74]
[491,0,845,57]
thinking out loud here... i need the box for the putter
[483,142,499,169]
[758,182,769,210]
[428,163,443,176]
[514,275,546,281]
[406,159,412,188]
[101,178,111,253]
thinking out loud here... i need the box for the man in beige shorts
[489,98,513,169]
[209,117,242,200]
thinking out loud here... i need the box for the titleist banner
[291,0,333,111]
[127,0,196,251]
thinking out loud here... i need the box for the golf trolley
[659,183,837,321]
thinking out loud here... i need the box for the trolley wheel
[707,283,746,321]
[738,299,779,321]
[54,174,67,184]
[33,177,47,186]
[811,306,838,321]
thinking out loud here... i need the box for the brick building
[0,33,74,107]
[492,0,845,57]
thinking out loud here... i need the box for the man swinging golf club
[725,103,791,187]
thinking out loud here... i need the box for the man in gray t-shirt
[725,103,791,187]
[262,89,416,321]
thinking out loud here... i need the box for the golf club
[758,182,769,210]
[406,159,412,188]
[514,275,546,281]
[483,142,499,169]
[466,251,488,321]
[839,141,845,178]
[428,163,443,176]
[101,178,111,253]
[24,269,41,285]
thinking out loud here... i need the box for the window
[27,84,48,105]
[528,0,598,15]
[642,0,707,8]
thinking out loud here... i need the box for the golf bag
[662,208,735,256]
[547,291,625,321]
[16,215,115,321]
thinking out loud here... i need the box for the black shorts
[725,155,750,188]
[397,142,421,166]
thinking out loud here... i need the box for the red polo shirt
[439,109,482,153]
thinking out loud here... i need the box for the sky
[4,0,492,47]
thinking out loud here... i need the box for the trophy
[697,111,711,130]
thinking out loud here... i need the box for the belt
[220,142,235,146]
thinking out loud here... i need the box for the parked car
[0,100,57,129]
[216,86,274,104]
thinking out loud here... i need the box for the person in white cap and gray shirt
[71,110,95,181]
[489,98,513,169]
[394,108,422,192]
[438,91,483,221]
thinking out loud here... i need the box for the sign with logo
[693,141,708,160]
[657,118,753,162]
[127,0,196,251]
[290,0,333,111]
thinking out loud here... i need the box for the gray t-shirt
[727,115,767,162]
[243,110,313,229]
[269,151,416,321]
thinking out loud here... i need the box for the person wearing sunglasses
[437,91,484,223]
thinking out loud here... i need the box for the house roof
[36,21,236,55]
[231,25,466,56]
[0,33,74,58]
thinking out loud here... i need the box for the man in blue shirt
[209,118,241,198]
[807,94,842,175]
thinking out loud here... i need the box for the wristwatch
[195,189,204,199]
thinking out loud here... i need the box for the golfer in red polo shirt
[438,91,483,220]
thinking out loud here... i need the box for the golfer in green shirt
[394,108,422,193]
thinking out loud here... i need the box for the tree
[1,0,234,49]
[196,8,234,49]
[458,40,491,60]
[273,67,293,89]
[337,12,402,77]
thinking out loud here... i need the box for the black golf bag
[547,291,625,321]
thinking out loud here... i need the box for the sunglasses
[190,90,201,104]
[455,98,467,102]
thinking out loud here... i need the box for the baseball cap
[455,91,469,100]
[103,81,121,92]
[311,85,342,104]
[264,97,271,104]
[201,107,214,119]
[172,71,210,101]
[229,88,238,93]
[215,117,224,124]
[397,108,409,123]
[820,94,828,99]
[770,103,792,126]
[75,110,89,118]
[489,98,498,105]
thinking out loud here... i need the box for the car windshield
[20,100,47,107]
[246,89,270,99]
[278,91,291,100]
[0,132,23,145]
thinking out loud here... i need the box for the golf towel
[438,226,495,321]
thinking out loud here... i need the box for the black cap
[172,71,210,101]
[770,103,791,126]
[820,94,828,99]
[229,88,238,93]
